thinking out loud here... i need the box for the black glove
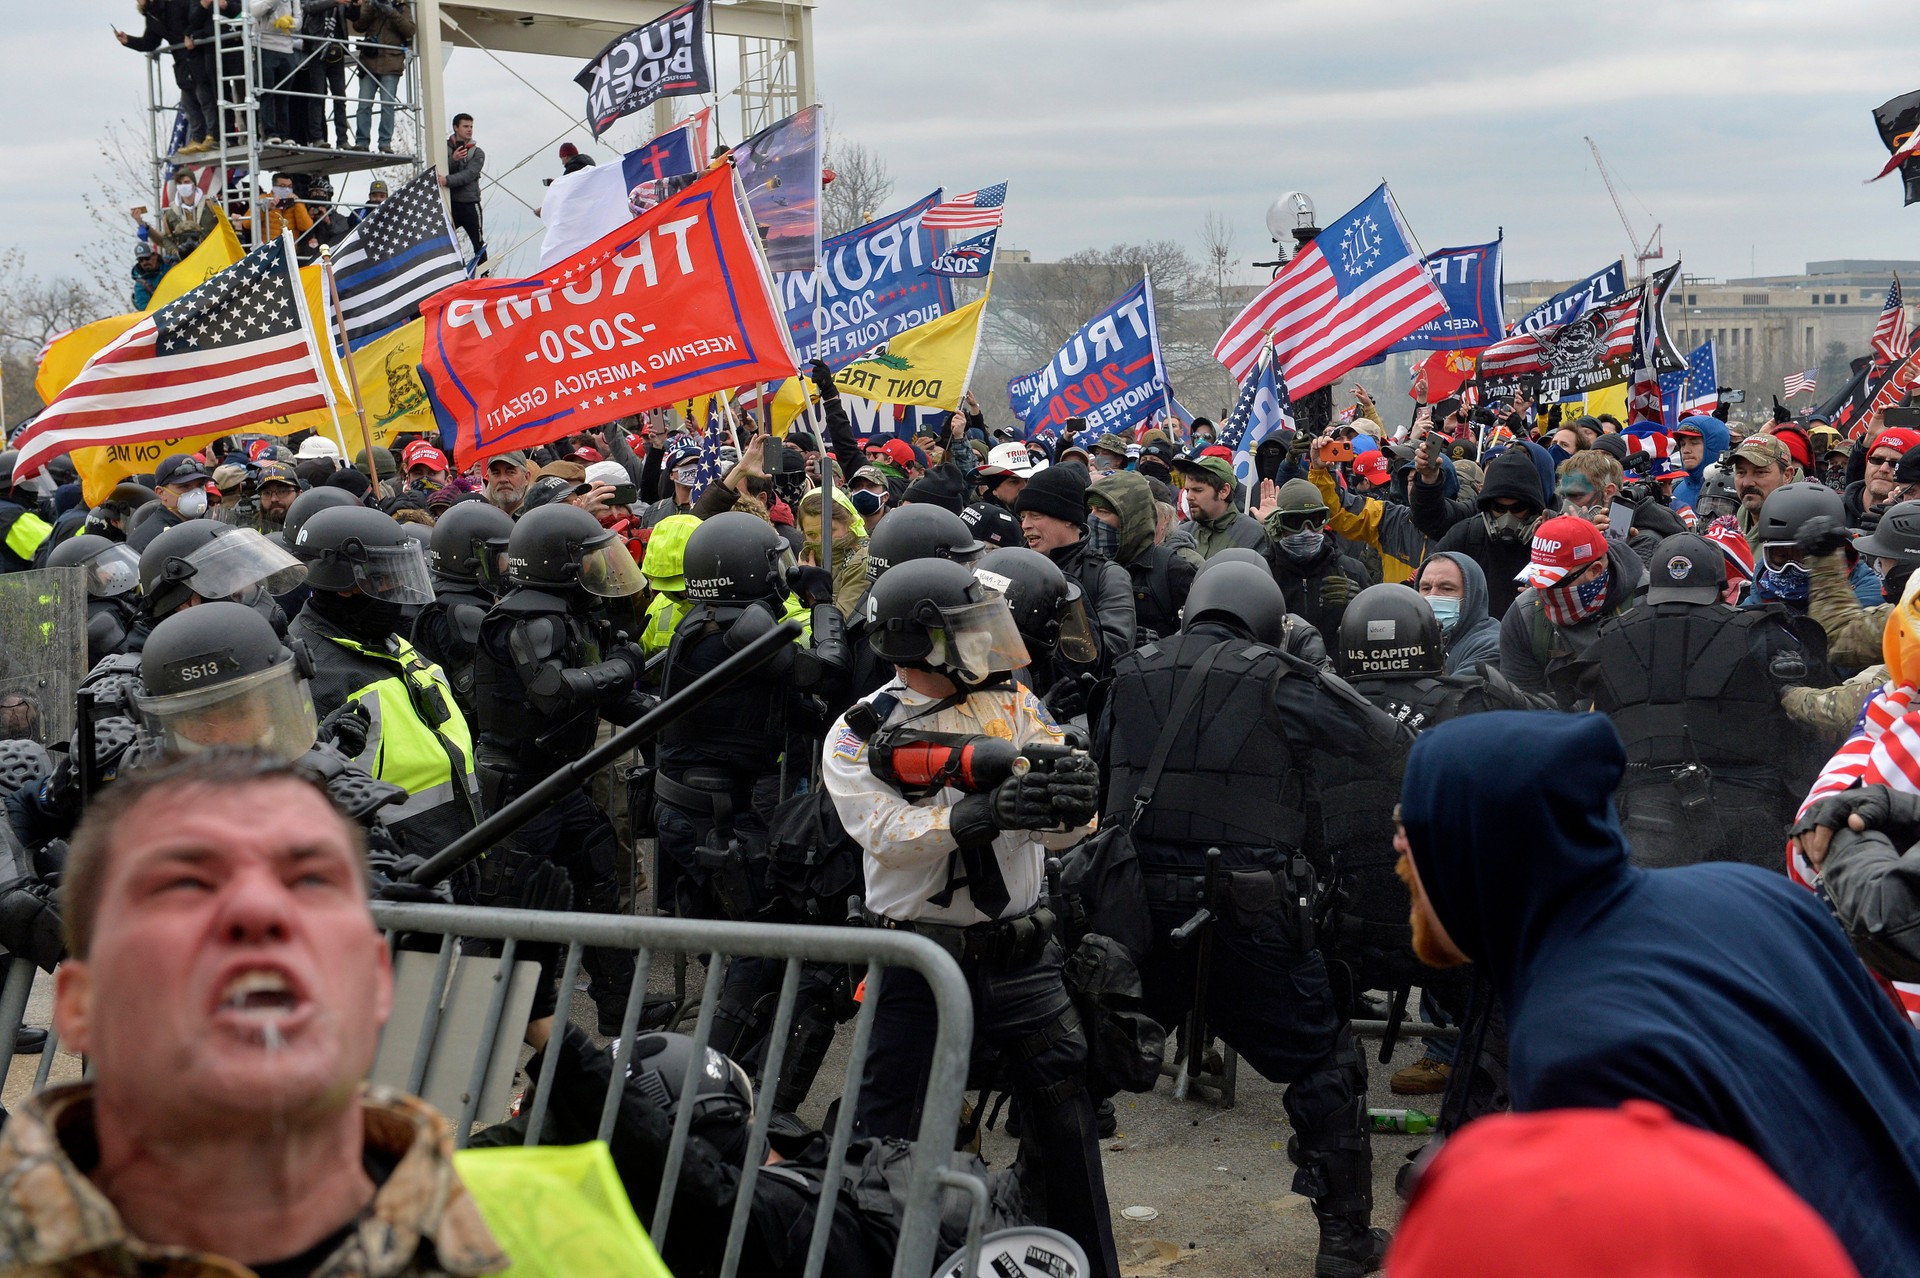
[1043,675,1090,723]
[987,772,1059,831]
[1858,508,1883,536]
[1791,785,1920,846]
[808,358,835,396]
[1796,513,1852,558]
[1288,431,1312,460]
[1319,575,1354,608]
[0,878,64,972]
[318,701,372,757]
[607,641,647,684]
[788,564,836,608]
[370,853,453,905]
[512,854,576,913]
[1043,754,1100,826]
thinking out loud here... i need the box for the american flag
[1875,276,1911,369]
[1783,368,1819,398]
[1626,327,1663,426]
[1214,184,1448,395]
[1217,341,1293,485]
[687,403,730,498]
[1659,339,1718,425]
[13,234,329,477]
[922,182,1007,231]
[330,170,465,349]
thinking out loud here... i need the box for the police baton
[1171,847,1222,1102]
[407,619,802,887]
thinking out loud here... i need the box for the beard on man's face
[1397,849,1470,969]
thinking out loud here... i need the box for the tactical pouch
[1227,868,1280,927]
[622,762,657,839]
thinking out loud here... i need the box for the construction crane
[1584,136,1664,281]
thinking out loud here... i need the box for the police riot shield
[0,567,88,749]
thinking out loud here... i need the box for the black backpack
[766,785,864,924]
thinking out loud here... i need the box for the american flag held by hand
[1875,277,1911,369]
[12,234,330,478]
[923,182,1007,231]
[330,170,466,349]
[1213,184,1447,396]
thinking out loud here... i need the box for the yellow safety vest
[328,632,479,824]
[453,1142,672,1278]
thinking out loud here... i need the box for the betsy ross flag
[331,171,465,349]
[923,182,1007,231]
[1214,183,1447,395]
[1876,276,1911,369]
[1659,339,1718,425]
[1217,341,1294,486]
[1784,368,1819,398]
[13,233,330,477]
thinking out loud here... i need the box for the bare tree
[1200,211,1236,299]
[0,248,114,427]
[821,139,893,239]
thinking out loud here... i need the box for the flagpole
[319,245,383,493]
[809,305,833,584]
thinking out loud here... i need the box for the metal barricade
[367,902,985,1278]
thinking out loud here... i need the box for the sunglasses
[1868,453,1902,469]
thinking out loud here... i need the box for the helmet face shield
[184,528,309,600]
[1054,586,1098,665]
[577,537,646,598]
[83,543,143,598]
[133,655,318,762]
[350,541,435,605]
[925,591,1030,686]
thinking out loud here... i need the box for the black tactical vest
[1103,632,1303,855]
[658,602,789,776]
[472,587,603,763]
[1586,602,1796,774]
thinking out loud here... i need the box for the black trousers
[1618,777,1790,872]
[450,200,484,263]
[853,938,1121,1278]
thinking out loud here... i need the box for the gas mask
[1482,508,1537,543]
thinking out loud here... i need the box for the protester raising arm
[810,359,865,483]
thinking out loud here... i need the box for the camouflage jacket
[1783,665,1888,744]
[0,1083,506,1277]
[1809,548,1890,670]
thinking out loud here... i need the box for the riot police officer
[971,545,1097,707]
[471,501,652,1035]
[822,558,1118,1278]
[138,519,308,639]
[845,504,986,699]
[410,499,514,721]
[1580,531,1826,871]
[1093,560,1411,1276]
[47,534,145,665]
[654,513,848,1057]
[288,505,483,860]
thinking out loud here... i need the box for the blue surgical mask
[1760,561,1810,603]
[1427,595,1462,635]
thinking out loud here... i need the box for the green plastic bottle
[1367,1107,1435,1135]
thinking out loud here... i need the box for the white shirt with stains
[823,678,1094,926]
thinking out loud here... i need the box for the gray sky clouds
[4,0,1917,294]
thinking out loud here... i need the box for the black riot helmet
[683,511,794,605]
[1755,481,1845,548]
[140,521,308,620]
[1182,560,1286,646]
[48,533,143,599]
[623,1031,754,1161]
[135,600,318,761]
[1337,584,1444,679]
[278,485,361,548]
[428,499,515,586]
[1855,500,1920,565]
[1196,547,1271,576]
[867,504,987,582]
[1693,465,1738,521]
[972,547,1097,665]
[504,502,643,597]
[866,558,1030,686]
[292,506,434,603]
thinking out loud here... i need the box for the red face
[56,780,392,1131]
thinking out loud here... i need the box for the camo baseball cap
[1729,436,1792,470]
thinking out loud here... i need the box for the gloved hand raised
[1794,513,1852,559]
[1320,574,1354,608]
[607,641,647,684]
[788,564,836,608]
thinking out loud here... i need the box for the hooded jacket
[1263,527,1370,648]
[1308,466,1436,586]
[1670,414,1730,512]
[1498,538,1646,705]
[1422,551,1501,675]
[1400,711,1920,1278]
[1411,447,1550,620]
[1089,471,1197,642]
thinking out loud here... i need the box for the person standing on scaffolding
[440,111,485,268]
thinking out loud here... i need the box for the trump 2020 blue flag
[1217,342,1293,487]
[1384,239,1504,353]
[931,227,998,278]
[1007,277,1166,442]
[1509,260,1628,337]
[1660,339,1718,426]
[781,191,956,370]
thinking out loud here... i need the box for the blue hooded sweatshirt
[1400,711,1920,1278]
[1420,550,1500,675]
[1670,413,1730,512]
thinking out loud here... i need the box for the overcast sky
[5,0,1917,293]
